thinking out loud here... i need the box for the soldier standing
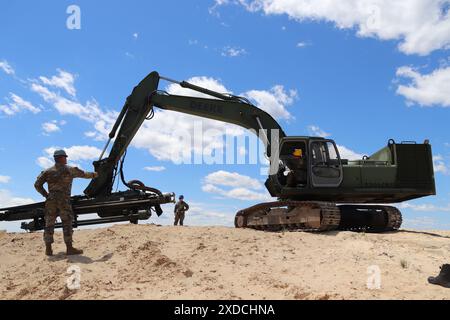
[174,195,189,226]
[34,150,98,256]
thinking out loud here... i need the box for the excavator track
[235,201,402,233]
[385,206,403,230]
[234,201,341,232]
[337,204,403,232]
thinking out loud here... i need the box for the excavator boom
[84,71,285,198]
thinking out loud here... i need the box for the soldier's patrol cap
[53,150,68,158]
[179,195,184,199]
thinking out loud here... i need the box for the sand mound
[0,224,449,300]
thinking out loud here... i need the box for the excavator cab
[277,137,343,190]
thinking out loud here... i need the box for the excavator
[0,71,436,232]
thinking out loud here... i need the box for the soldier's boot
[428,264,450,288]
[66,243,83,256]
[45,243,53,256]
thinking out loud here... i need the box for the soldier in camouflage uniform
[34,150,98,256]
[174,195,189,226]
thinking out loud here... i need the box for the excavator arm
[85,71,286,198]
[84,72,160,197]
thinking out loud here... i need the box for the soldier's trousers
[174,212,185,226]
[44,198,74,245]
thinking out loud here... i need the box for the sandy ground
[0,224,449,300]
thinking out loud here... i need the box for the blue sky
[0,0,449,231]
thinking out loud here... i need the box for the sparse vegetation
[400,259,409,269]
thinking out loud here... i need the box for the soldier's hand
[93,172,99,178]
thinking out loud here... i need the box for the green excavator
[1,71,436,232]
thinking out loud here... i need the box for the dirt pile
[0,224,449,299]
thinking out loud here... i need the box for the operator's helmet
[53,150,68,158]
[293,149,303,158]
[179,195,184,200]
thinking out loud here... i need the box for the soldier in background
[34,150,98,256]
[174,195,189,226]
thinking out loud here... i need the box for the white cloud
[242,85,297,120]
[209,0,230,17]
[47,146,102,162]
[132,76,244,162]
[133,33,139,39]
[215,0,450,56]
[221,46,248,57]
[31,83,110,121]
[0,176,11,184]
[225,187,270,201]
[402,216,441,229]
[0,60,15,75]
[304,125,363,160]
[42,121,61,134]
[36,156,54,169]
[337,145,364,160]
[296,41,310,48]
[31,71,294,164]
[133,75,296,163]
[395,65,450,107]
[433,155,449,174]
[178,201,235,226]
[39,69,76,97]
[202,183,272,201]
[202,170,272,201]
[204,170,263,189]
[307,125,330,137]
[144,166,166,172]
[0,93,41,115]
[37,145,102,169]
[132,110,241,163]
[0,105,14,116]
[10,93,41,113]
[399,202,450,212]
[31,73,117,140]
[0,189,35,208]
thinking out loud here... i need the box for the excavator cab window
[309,140,343,187]
[278,140,308,188]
